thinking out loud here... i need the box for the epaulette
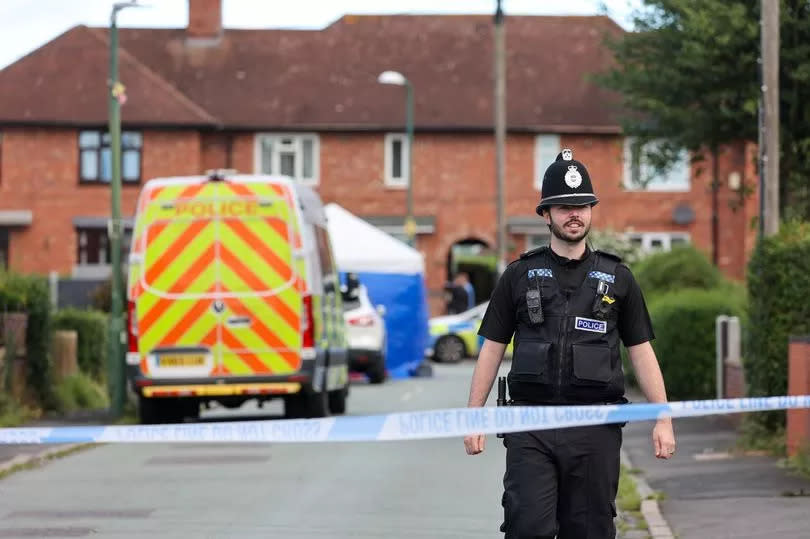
[520,246,549,259]
[594,249,622,263]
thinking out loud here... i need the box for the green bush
[53,308,108,381]
[0,272,54,408]
[648,287,747,400]
[0,391,31,428]
[633,245,724,300]
[746,222,810,431]
[0,271,29,311]
[589,229,644,266]
[22,276,54,408]
[53,373,109,414]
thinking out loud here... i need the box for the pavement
[0,411,110,474]
[623,403,810,539]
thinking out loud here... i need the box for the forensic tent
[324,203,429,378]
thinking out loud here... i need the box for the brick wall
[0,127,757,316]
[314,132,755,314]
[787,337,810,456]
[0,127,201,275]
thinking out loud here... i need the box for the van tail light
[302,295,315,348]
[348,315,375,327]
[127,300,138,353]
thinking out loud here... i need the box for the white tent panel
[324,203,425,275]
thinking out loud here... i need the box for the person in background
[455,271,476,309]
[444,275,469,315]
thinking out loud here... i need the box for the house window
[534,134,561,191]
[75,227,132,266]
[623,138,690,191]
[79,130,142,183]
[0,228,8,270]
[256,134,319,186]
[626,232,690,253]
[384,133,409,188]
[77,227,109,266]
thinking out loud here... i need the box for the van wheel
[180,399,200,422]
[328,387,348,415]
[367,361,386,384]
[285,389,329,419]
[138,395,163,424]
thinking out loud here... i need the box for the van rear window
[135,183,299,298]
[140,216,295,297]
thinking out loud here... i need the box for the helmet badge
[565,165,583,188]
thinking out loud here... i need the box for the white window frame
[527,232,550,251]
[534,134,561,191]
[384,133,409,189]
[254,133,320,186]
[623,137,690,192]
[625,232,691,253]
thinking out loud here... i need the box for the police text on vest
[575,317,607,333]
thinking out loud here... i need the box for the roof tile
[0,15,624,131]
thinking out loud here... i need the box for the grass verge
[53,373,110,414]
[736,417,786,456]
[616,464,650,535]
[0,443,97,481]
[0,392,39,428]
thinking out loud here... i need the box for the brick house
[0,0,759,315]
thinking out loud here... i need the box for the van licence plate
[157,354,206,367]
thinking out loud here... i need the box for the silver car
[342,283,387,384]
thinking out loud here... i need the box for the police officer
[463,149,676,539]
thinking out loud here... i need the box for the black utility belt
[508,398,628,406]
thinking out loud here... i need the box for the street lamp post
[377,71,415,246]
[108,1,143,417]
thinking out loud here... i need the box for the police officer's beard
[549,216,591,244]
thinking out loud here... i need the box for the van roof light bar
[206,169,238,181]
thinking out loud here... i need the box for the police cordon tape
[1,395,809,445]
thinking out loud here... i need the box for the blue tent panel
[341,271,429,379]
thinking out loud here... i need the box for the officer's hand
[652,419,676,459]
[464,434,486,455]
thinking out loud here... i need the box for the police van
[125,171,348,423]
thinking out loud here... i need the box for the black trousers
[500,424,622,539]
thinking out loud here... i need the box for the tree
[597,0,810,224]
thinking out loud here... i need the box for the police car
[426,303,489,363]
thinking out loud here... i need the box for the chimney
[187,0,222,40]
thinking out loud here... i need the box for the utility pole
[108,1,142,417]
[761,0,780,236]
[405,80,415,247]
[494,0,507,274]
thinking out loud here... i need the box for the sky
[0,0,642,70]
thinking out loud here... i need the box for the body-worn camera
[527,287,544,324]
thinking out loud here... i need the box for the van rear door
[132,179,304,379]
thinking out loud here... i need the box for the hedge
[633,245,724,300]
[53,308,108,381]
[0,271,54,408]
[53,373,109,413]
[648,287,746,400]
[746,222,810,431]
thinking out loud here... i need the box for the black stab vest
[508,247,625,405]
